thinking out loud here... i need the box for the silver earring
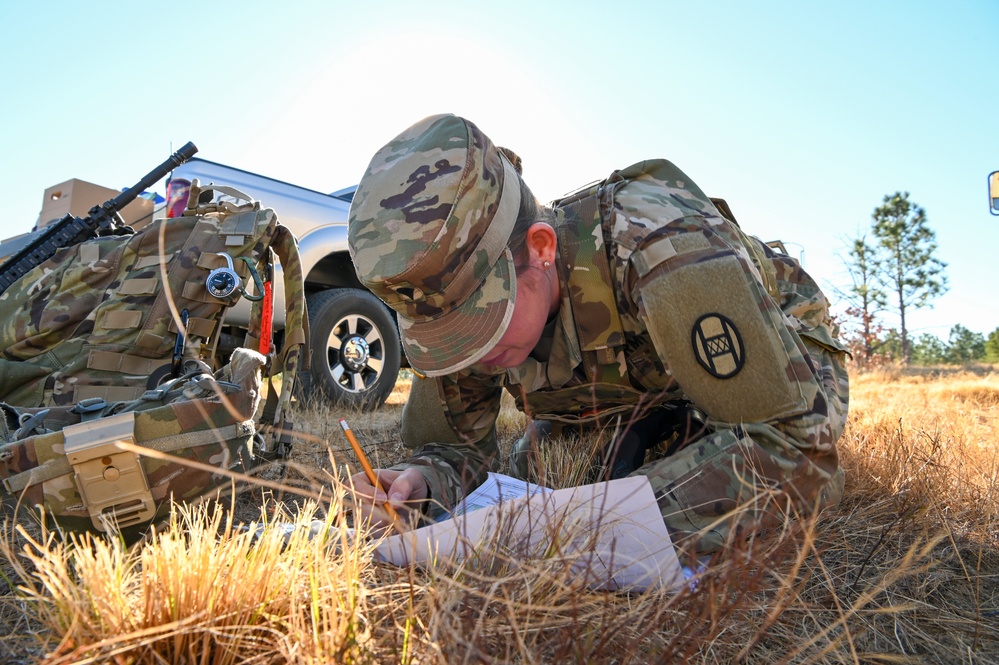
[543,261,551,268]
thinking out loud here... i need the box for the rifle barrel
[101,142,199,216]
[0,142,199,294]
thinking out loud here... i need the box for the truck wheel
[301,288,401,410]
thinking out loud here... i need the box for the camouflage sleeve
[610,162,849,553]
[632,340,848,553]
[391,369,505,518]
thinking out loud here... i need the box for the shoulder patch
[691,313,744,379]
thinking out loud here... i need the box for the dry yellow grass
[2,367,997,664]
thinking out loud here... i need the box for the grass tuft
[1,368,997,663]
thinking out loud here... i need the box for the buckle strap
[72,397,107,422]
[62,412,156,532]
[2,419,255,496]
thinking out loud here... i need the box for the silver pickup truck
[165,158,402,410]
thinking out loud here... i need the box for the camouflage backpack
[0,181,307,535]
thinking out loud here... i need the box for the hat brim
[398,248,517,377]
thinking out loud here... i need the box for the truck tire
[300,288,401,410]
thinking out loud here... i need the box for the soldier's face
[479,264,556,369]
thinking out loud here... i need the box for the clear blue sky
[1,0,996,340]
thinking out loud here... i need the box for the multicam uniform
[392,159,849,553]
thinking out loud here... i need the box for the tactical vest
[503,168,662,424]
[0,183,302,406]
[0,181,306,460]
[0,181,309,538]
[503,160,776,426]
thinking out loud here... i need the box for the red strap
[259,280,274,355]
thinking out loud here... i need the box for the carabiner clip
[236,256,266,302]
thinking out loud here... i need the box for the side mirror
[990,171,999,216]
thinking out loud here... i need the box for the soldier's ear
[525,222,557,267]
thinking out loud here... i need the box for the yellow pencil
[338,418,402,524]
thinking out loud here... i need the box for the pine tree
[871,192,948,362]
[944,324,986,363]
[910,334,947,365]
[986,328,999,363]
[840,235,888,364]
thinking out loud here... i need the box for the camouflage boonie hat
[348,114,522,376]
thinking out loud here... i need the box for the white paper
[449,471,548,517]
[374,475,684,592]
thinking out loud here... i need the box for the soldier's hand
[349,468,428,534]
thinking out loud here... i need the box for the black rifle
[0,141,198,295]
